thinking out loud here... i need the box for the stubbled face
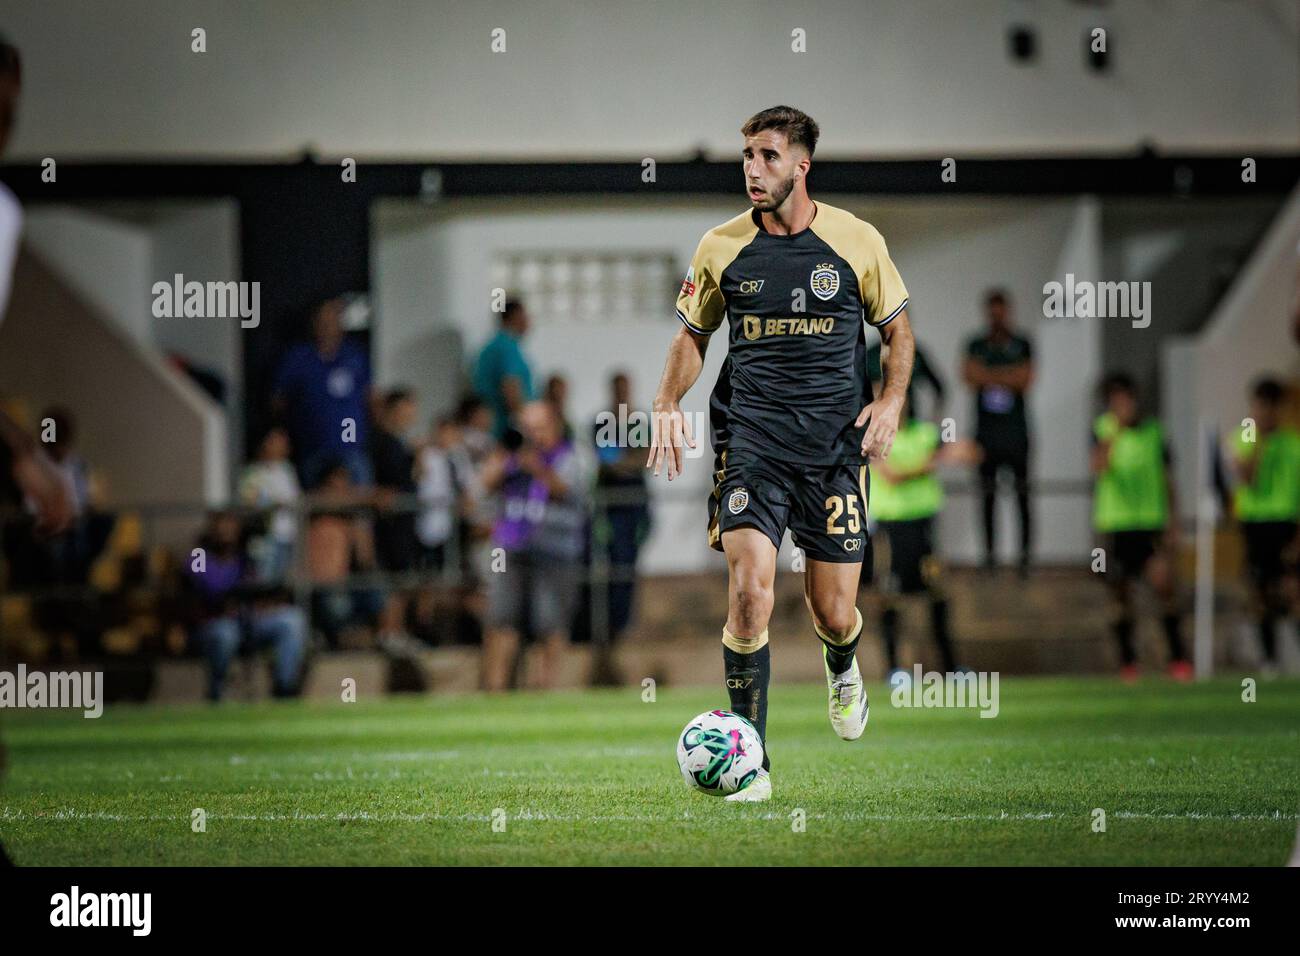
[0,73,18,157]
[1107,389,1139,426]
[743,130,805,213]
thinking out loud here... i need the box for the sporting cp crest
[727,488,750,515]
[809,263,840,301]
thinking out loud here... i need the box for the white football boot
[825,646,869,740]
[725,768,772,802]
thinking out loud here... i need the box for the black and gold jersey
[675,202,909,466]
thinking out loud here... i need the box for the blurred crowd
[1,295,652,700]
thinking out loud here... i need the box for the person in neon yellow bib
[1230,378,1300,672]
[869,393,980,680]
[1091,373,1191,681]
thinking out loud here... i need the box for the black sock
[1258,610,1278,663]
[882,606,900,670]
[818,612,863,676]
[1113,616,1137,665]
[931,597,956,672]
[723,643,770,771]
[1161,612,1186,662]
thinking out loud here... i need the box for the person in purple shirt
[272,298,376,489]
[480,401,589,691]
[185,510,307,701]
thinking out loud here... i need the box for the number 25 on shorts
[824,495,861,535]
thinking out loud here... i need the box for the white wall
[5,0,1297,160]
[22,208,154,341]
[149,200,243,463]
[6,204,239,507]
[1166,183,1300,513]
[373,194,1100,570]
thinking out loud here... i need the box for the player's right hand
[647,402,696,480]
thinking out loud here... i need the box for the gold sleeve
[675,236,726,335]
[860,225,909,328]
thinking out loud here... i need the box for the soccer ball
[676,709,764,796]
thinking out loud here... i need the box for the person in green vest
[869,392,979,682]
[1091,372,1191,681]
[1231,377,1300,673]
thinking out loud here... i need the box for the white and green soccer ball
[676,709,764,796]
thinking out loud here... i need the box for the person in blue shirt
[272,298,375,489]
[472,298,534,442]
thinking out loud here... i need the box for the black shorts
[1104,530,1161,580]
[707,448,869,563]
[1241,520,1299,587]
[879,517,939,593]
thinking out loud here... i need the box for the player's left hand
[856,395,903,460]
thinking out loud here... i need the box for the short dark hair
[1100,371,1137,400]
[0,34,20,82]
[383,386,415,409]
[984,288,1009,307]
[1252,377,1284,405]
[454,394,486,423]
[501,298,525,324]
[741,106,819,158]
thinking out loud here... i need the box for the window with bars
[490,251,677,324]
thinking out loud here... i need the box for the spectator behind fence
[480,400,589,691]
[184,510,306,701]
[545,372,575,442]
[370,386,420,574]
[472,298,534,442]
[416,415,473,571]
[963,288,1035,575]
[272,298,375,490]
[25,406,111,585]
[591,372,651,648]
[306,461,386,647]
[238,425,301,584]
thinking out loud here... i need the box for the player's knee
[811,600,859,643]
[731,579,773,631]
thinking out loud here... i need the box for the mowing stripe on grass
[3,808,1296,824]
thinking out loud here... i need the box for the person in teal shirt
[1231,377,1300,672]
[1090,372,1189,681]
[472,299,535,442]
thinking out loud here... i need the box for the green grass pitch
[2,676,1297,865]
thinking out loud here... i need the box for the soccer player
[647,106,915,802]
[869,392,978,681]
[963,289,1034,576]
[1090,373,1191,681]
[1230,378,1300,674]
